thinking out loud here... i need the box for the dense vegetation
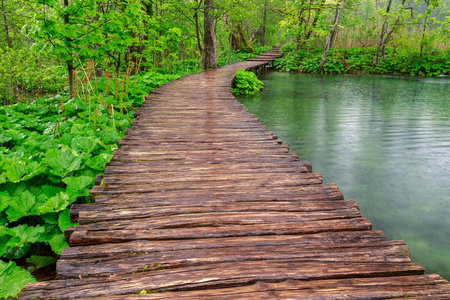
[1,0,450,297]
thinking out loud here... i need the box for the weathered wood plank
[67,218,372,245]
[57,240,411,278]
[75,200,359,224]
[80,275,450,299]
[89,175,323,196]
[60,231,387,260]
[20,261,425,299]
[72,209,363,232]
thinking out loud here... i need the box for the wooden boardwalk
[21,47,450,299]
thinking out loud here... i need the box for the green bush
[232,70,264,96]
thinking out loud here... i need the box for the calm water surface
[238,72,450,280]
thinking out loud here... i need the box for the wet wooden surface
[21,47,450,299]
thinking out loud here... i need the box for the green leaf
[38,192,70,214]
[26,255,57,273]
[8,224,46,245]
[23,161,47,181]
[0,261,36,299]
[63,175,94,199]
[0,191,9,213]
[48,233,69,255]
[0,235,9,256]
[85,153,112,170]
[3,158,27,183]
[3,241,31,260]
[71,136,99,153]
[58,209,77,232]
[44,148,83,178]
[6,190,37,222]
[3,158,47,183]
[41,213,59,225]
[41,185,65,198]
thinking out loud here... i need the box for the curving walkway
[21,47,450,299]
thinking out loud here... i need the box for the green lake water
[237,72,450,280]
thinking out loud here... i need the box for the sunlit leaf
[0,191,9,213]
[58,209,77,232]
[8,224,46,245]
[0,261,36,299]
[63,175,94,199]
[38,191,70,214]
[44,148,83,178]
[71,136,99,153]
[6,190,37,222]
[48,233,69,255]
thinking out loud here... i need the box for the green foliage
[275,46,450,76]
[0,49,65,105]
[232,70,264,96]
[0,261,36,299]
[26,255,57,273]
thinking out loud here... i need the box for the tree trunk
[237,23,253,53]
[203,0,216,69]
[1,0,13,49]
[194,0,203,54]
[230,31,241,51]
[319,0,347,71]
[301,0,326,48]
[373,0,407,64]
[261,0,268,46]
[420,16,428,57]
[375,0,379,27]
[373,0,393,64]
[64,0,75,98]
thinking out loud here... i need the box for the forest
[1,0,450,297]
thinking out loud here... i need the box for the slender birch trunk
[319,0,347,71]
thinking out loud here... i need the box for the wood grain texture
[20,46,450,299]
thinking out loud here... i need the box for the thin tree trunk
[373,0,393,64]
[302,0,326,47]
[203,0,216,69]
[374,0,407,64]
[194,0,203,54]
[375,0,379,27]
[319,0,346,71]
[420,16,428,57]
[64,0,75,98]
[261,0,267,46]
[1,0,13,48]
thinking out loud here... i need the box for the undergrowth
[274,45,450,76]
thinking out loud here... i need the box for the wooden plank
[60,231,387,260]
[79,275,450,299]
[99,172,319,185]
[57,240,411,278]
[67,218,373,245]
[75,200,359,224]
[89,182,343,203]
[20,261,425,299]
[88,175,323,196]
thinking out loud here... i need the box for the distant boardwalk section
[21,47,450,299]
